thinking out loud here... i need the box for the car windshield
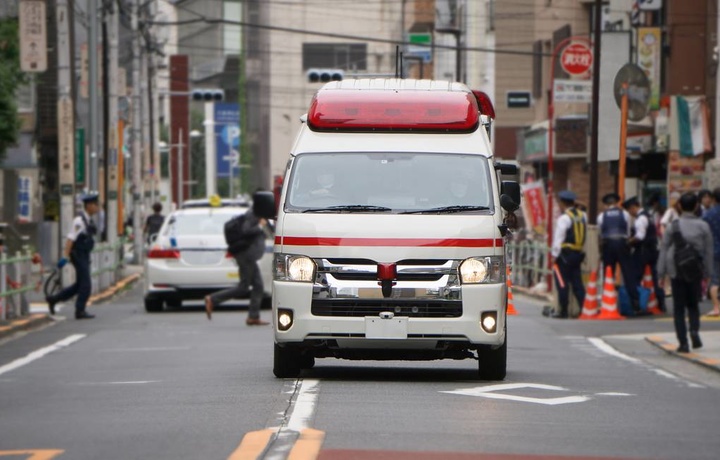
[163,211,241,236]
[285,152,493,213]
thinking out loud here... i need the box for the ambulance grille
[311,299,462,318]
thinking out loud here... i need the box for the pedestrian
[623,196,665,312]
[660,191,681,234]
[698,189,713,217]
[646,193,665,238]
[597,192,642,314]
[550,190,586,319]
[205,201,269,325]
[702,187,720,317]
[144,202,165,245]
[658,192,713,353]
[45,194,100,319]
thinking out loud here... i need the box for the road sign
[553,79,592,103]
[19,0,47,72]
[560,42,593,76]
[407,32,432,63]
[506,91,532,108]
[613,63,650,121]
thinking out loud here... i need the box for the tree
[0,18,24,164]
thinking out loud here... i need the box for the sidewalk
[645,329,720,374]
[0,265,143,341]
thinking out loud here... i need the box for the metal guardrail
[1,237,127,321]
[507,239,551,290]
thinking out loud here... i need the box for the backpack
[224,213,252,255]
[671,220,704,283]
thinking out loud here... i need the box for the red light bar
[307,90,480,132]
[148,248,180,259]
[472,90,495,120]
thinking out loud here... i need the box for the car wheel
[144,298,164,313]
[477,331,507,381]
[166,299,182,309]
[261,295,272,310]
[273,343,301,378]
[299,352,315,370]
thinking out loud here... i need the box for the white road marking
[77,380,161,385]
[587,337,641,363]
[30,303,65,314]
[442,383,592,405]
[0,334,86,377]
[286,379,320,432]
[595,392,633,396]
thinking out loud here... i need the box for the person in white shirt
[624,196,665,312]
[551,190,586,318]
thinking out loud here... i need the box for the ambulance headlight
[275,254,316,282]
[459,257,504,284]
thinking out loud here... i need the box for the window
[302,43,367,71]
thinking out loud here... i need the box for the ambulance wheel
[166,299,182,309]
[477,335,507,381]
[273,343,301,378]
[299,352,315,370]
[144,297,164,313]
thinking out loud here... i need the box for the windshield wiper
[401,205,490,214]
[302,205,392,213]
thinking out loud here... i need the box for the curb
[0,272,142,341]
[646,335,720,374]
[0,314,53,341]
[513,286,553,303]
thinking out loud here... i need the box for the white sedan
[143,206,273,312]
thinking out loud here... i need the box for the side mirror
[253,191,276,219]
[500,181,521,207]
[495,163,518,176]
[500,194,520,213]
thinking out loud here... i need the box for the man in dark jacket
[205,208,268,325]
[658,192,713,353]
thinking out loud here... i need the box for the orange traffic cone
[597,265,625,320]
[578,269,599,319]
[506,266,518,316]
[641,265,663,315]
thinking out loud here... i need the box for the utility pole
[588,0,602,223]
[88,0,99,193]
[106,0,119,244]
[141,47,152,207]
[56,0,75,282]
[132,0,143,264]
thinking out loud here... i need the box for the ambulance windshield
[285,153,493,213]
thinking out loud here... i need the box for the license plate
[365,317,408,339]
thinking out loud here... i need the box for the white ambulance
[269,79,520,380]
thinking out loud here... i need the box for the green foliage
[0,18,24,164]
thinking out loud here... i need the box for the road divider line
[287,379,320,432]
[227,428,276,460]
[288,428,325,460]
[0,449,64,459]
[587,337,641,364]
[0,334,86,377]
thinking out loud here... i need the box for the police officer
[551,190,587,318]
[597,192,642,314]
[624,196,665,312]
[46,194,100,319]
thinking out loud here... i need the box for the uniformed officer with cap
[46,193,100,319]
[624,196,665,312]
[551,190,587,318]
[597,192,642,314]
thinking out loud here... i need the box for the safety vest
[600,208,628,239]
[561,208,586,252]
[72,213,97,259]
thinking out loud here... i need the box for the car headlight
[459,257,504,284]
[274,254,316,282]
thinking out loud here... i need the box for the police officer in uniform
[46,194,100,319]
[551,190,587,318]
[624,196,665,312]
[597,192,642,314]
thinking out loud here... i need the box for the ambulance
[267,79,521,380]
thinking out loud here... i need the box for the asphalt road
[1,285,719,460]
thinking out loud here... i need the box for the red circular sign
[560,43,593,75]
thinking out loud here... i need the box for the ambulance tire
[144,298,164,313]
[299,352,315,370]
[477,334,507,381]
[273,343,302,378]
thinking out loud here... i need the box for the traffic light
[306,68,344,83]
[191,89,224,101]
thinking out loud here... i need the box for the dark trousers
[633,247,666,310]
[671,278,701,346]
[50,254,91,314]
[555,250,585,316]
[210,253,264,319]
[602,239,638,306]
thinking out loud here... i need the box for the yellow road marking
[228,428,275,460]
[0,450,64,460]
[288,429,325,460]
